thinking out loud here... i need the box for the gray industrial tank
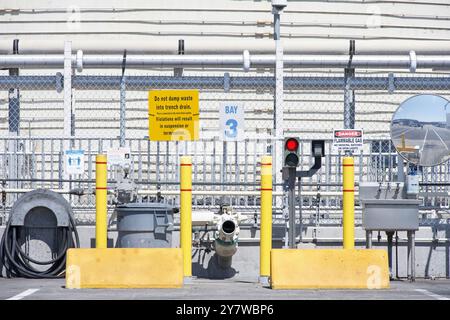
[115,203,174,248]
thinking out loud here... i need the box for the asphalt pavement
[1,278,449,300]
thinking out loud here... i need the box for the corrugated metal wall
[1,0,450,53]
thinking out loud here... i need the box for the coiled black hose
[0,213,79,279]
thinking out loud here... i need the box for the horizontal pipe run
[0,188,72,194]
[0,178,269,187]
[2,188,450,199]
[99,230,450,244]
[237,237,450,243]
[1,54,450,70]
[0,136,404,142]
[0,179,350,187]
[1,75,450,91]
[2,177,450,188]
[138,190,284,196]
[136,190,356,197]
[0,188,354,197]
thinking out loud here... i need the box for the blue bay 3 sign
[219,102,245,141]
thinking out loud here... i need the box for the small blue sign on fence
[64,150,85,175]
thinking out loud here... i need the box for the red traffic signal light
[284,137,300,167]
[285,138,299,151]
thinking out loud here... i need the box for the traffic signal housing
[284,137,300,167]
[311,140,325,157]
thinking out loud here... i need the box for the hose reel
[0,189,79,278]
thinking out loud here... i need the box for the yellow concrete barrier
[271,249,389,289]
[66,248,183,289]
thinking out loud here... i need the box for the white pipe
[0,188,72,194]
[0,188,357,197]
[237,237,450,243]
[1,53,450,69]
[214,215,239,268]
[137,190,278,196]
[192,210,216,226]
[2,38,450,55]
[217,220,237,244]
[137,190,357,197]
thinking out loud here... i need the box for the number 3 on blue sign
[225,119,238,138]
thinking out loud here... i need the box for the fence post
[344,40,356,130]
[8,39,20,199]
[63,41,73,197]
[260,155,273,284]
[64,41,73,142]
[273,9,284,206]
[119,76,126,147]
[95,154,108,248]
[180,156,192,278]
[343,70,355,130]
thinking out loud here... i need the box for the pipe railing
[0,187,355,197]
[3,187,450,198]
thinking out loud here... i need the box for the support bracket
[224,72,230,93]
[388,72,395,94]
[409,50,417,73]
[243,50,250,72]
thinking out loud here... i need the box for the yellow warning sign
[148,90,199,141]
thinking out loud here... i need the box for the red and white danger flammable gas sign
[333,129,363,152]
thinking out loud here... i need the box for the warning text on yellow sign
[148,90,199,141]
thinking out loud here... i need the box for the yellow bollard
[95,154,108,249]
[260,156,272,279]
[180,156,192,277]
[343,156,355,249]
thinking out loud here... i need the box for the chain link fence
[1,68,450,225]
